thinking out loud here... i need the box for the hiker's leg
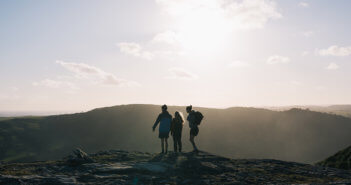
[165,138,168,153]
[173,136,177,152]
[161,138,165,153]
[190,135,198,151]
[189,135,194,149]
[178,136,182,152]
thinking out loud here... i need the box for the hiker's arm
[152,115,161,131]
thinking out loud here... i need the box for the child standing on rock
[170,111,184,153]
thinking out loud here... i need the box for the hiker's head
[161,104,168,112]
[186,105,192,113]
[175,111,184,123]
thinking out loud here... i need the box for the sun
[167,1,234,53]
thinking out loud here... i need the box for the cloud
[301,30,314,37]
[326,62,339,70]
[317,45,351,56]
[222,0,282,29]
[117,42,154,60]
[152,31,180,45]
[56,60,138,86]
[229,61,251,68]
[168,68,198,80]
[33,79,79,90]
[301,51,309,56]
[266,55,290,64]
[298,2,309,8]
[121,0,282,57]
[156,0,282,30]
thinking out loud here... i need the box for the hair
[175,111,184,124]
[162,104,167,110]
[186,105,192,111]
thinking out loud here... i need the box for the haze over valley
[1,104,350,164]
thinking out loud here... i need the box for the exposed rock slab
[1,150,351,184]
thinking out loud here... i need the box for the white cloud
[267,55,290,64]
[56,60,138,86]
[152,31,180,45]
[326,62,339,70]
[229,60,251,68]
[33,79,79,90]
[301,51,309,56]
[298,2,309,8]
[123,0,281,57]
[301,30,314,37]
[168,68,198,80]
[156,0,282,30]
[222,0,282,29]
[317,45,351,56]
[154,0,282,52]
[117,42,154,60]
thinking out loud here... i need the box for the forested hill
[1,104,351,163]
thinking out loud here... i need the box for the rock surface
[1,149,351,184]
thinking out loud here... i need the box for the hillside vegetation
[317,145,351,170]
[0,104,351,163]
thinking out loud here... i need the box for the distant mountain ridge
[0,104,351,164]
[266,104,351,118]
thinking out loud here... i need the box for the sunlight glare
[167,0,235,52]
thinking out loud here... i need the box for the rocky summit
[1,149,351,185]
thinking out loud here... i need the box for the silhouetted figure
[186,105,199,152]
[152,104,172,154]
[170,111,184,152]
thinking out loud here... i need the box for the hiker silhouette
[152,104,172,153]
[187,105,200,152]
[170,111,184,152]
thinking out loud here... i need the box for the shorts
[190,127,199,136]
[159,132,169,139]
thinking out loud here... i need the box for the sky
[1,0,351,112]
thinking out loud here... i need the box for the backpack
[193,111,204,125]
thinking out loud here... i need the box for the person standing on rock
[152,104,172,154]
[170,111,184,153]
[186,105,203,153]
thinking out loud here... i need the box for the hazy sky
[1,0,351,112]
